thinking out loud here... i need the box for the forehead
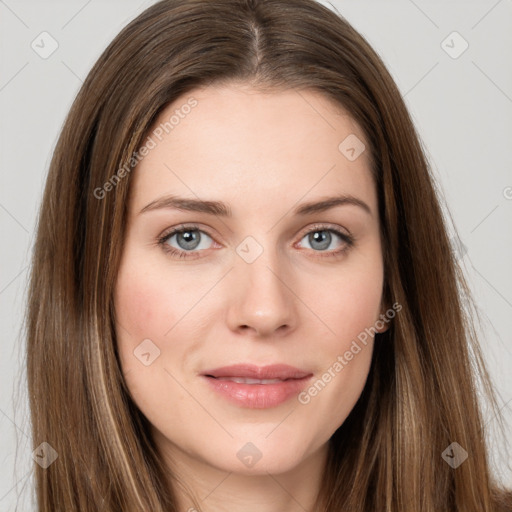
[129,84,376,216]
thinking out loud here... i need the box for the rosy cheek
[115,264,162,340]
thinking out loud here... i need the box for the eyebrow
[139,194,372,217]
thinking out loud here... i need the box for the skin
[114,83,388,512]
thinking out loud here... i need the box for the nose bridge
[235,228,287,288]
[227,231,296,336]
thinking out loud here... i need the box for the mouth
[202,363,311,380]
[200,364,313,409]
[209,377,292,384]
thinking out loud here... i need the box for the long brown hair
[24,0,512,510]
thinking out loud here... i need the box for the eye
[296,225,354,258]
[157,223,354,259]
[158,224,215,259]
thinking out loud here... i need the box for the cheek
[312,261,384,344]
[297,258,382,431]
[115,275,160,337]
[113,260,195,427]
[113,255,176,381]
[114,249,184,345]
[298,290,377,441]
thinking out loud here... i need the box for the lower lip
[202,375,313,409]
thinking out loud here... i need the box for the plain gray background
[1,0,511,509]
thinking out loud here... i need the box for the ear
[375,317,390,333]
[375,301,392,334]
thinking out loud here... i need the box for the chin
[217,452,306,476]
[199,435,315,476]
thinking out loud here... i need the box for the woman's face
[114,84,387,476]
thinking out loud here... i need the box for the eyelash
[157,223,355,260]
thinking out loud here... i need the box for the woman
[25,0,512,510]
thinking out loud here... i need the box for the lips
[202,363,311,380]
[214,377,283,384]
[201,364,313,409]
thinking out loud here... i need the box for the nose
[225,251,297,339]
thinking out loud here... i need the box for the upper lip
[202,364,311,380]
